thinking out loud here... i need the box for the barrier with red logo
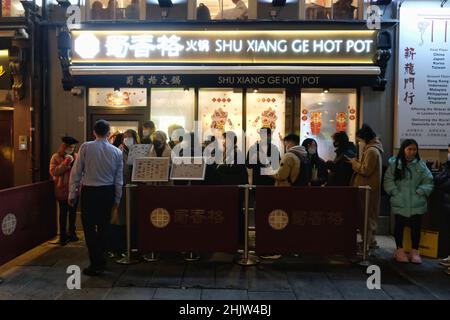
[137,185,239,252]
[255,187,359,256]
[0,181,57,266]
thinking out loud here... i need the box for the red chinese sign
[255,187,359,256]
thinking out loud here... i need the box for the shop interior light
[158,0,173,7]
[323,88,329,94]
[272,0,286,6]
[253,88,258,93]
[369,0,392,5]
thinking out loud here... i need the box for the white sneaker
[439,256,450,263]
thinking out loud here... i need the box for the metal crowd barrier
[115,184,372,267]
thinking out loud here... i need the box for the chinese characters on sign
[397,6,450,148]
[72,30,377,64]
[132,157,170,182]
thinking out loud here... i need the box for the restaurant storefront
[64,22,393,161]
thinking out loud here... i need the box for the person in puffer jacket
[273,133,309,187]
[434,151,450,274]
[384,139,434,264]
[49,136,80,245]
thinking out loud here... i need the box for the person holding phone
[347,124,384,250]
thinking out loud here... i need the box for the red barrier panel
[0,181,57,266]
[255,187,359,256]
[137,186,239,252]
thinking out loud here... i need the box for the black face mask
[153,140,163,149]
[333,141,339,148]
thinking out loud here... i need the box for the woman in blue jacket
[384,139,434,264]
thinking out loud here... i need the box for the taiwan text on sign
[71,30,378,64]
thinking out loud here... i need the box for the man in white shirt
[69,119,123,276]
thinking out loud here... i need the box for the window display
[88,88,147,107]
[300,89,357,161]
[150,88,195,136]
[198,88,243,146]
[196,0,249,20]
[246,89,286,153]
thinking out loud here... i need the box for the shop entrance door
[0,110,14,189]
[87,109,148,142]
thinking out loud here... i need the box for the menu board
[127,144,152,165]
[397,4,450,149]
[132,157,170,182]
[170,157,206,180]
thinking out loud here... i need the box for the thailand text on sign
[71,30,377,64]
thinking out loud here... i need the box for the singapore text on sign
[71,30,377,64]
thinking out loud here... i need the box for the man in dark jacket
[326,131,356,186]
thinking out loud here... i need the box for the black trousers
[81,185,115,269]
[394,214,422,250]
[58,199,78,240]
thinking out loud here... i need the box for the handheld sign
[170,157,206,181]
[132,157,170,182]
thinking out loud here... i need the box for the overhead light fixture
[253,88,258,93]
[20,0,39,12]
[272,0,286,6]
[370,0,392,4]
[56,0,71,8]
[323,88,329,94]
[158,0,173,8]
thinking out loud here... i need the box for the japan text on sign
[71,30,378,64]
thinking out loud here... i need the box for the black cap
[62,136,79,145]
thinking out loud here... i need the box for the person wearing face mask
[141,121,156,145]
[49,136,80,245]
[384,139,433,264]
[434,146,450,274]
[347,124,384,250]
[301,138,327,186]
[148,130,172,185]
[327,131,357,186]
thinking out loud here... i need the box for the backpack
[288,150,312,186]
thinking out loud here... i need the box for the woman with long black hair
[384,139,434,264]
[301,138,328,186]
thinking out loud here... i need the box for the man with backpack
[273,133,311,187]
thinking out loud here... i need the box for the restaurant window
[300,89,357,161]
[88,0,139,20]
[305,0,358,20]
[150,88,195,136]
[88,88,147,107]
[246,89,286,153]
[195,0,249,20]
[198,88,243,146]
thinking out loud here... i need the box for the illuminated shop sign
[71,30,378,64]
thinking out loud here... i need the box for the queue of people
[49,119,450,275]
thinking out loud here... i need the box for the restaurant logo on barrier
[71,30,377,64]
[1,213,17,236]
[150,208,170,228]
[268,209,289,230]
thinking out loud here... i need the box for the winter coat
[49,152,78,201]
[216,148,248,185]
[432,162,450,214]
[383,157,434,217]
[327,142,356,186]
[273,146,307,187]
[351,138,384,222]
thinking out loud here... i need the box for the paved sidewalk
[0,235,449,300]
